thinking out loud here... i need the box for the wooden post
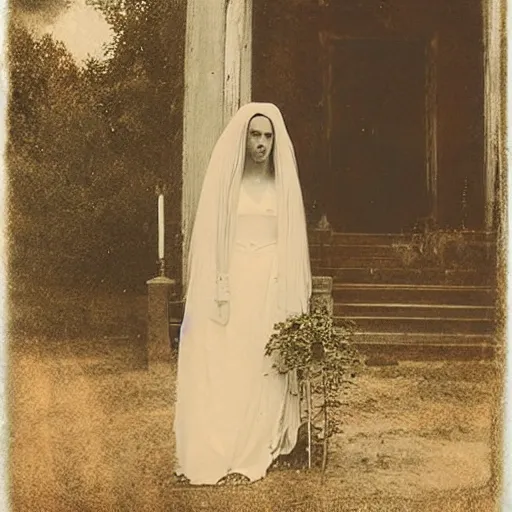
[305,379,312,469]
[484,0,506,503]
[223,0,252,124]
[181,0,225,289]
[309,276,333,473]
[182,0,252,289]
[483,0,505,231]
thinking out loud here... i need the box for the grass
[7,288,501,511]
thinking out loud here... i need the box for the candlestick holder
[158,258,166,277]
[155,183,168,196]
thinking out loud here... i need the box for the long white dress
[174,182,301,485]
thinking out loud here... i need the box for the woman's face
[246,115,274,164]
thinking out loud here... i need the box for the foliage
[410,229,465,267]
[87,0,185,191]
[265,306,363,474]
[391,216,486,270]
[12,0,71,17]
[8,1,186,294]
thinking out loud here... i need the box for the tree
[89,0,187,281]
[8,1,187,294]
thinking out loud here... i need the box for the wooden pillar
[181,0,252,288]
[181,0,225,288]
[483,0,505,231]
[224,0,252,124]
[483,1,505,503]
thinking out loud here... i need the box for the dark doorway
[324,38,428,233]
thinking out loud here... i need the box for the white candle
[158,193,164,260]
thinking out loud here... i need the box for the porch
[175,0,504,360]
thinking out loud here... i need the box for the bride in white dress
[174,103,311,485]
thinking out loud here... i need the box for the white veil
[185,102,312,322]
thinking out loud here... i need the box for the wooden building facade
[175,0,505,359]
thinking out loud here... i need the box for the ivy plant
[265,306,363,476]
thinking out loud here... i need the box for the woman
[174,103,311,485]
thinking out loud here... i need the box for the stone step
[310,244,495,269]
[335,315,494,335]
[308,230,496,246]
[332,283,494,306]
[308,231,497,275]
[309,243,399,259]
[311,256,401,269]
[345,332,495,361]
[334,303,494,320]
[308,231,409,245]
[312,267,493,286]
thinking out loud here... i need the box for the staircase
[309,230,497,361]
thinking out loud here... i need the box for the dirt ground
[7,331,501,512]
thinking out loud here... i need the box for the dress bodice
[234,183,277,250]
